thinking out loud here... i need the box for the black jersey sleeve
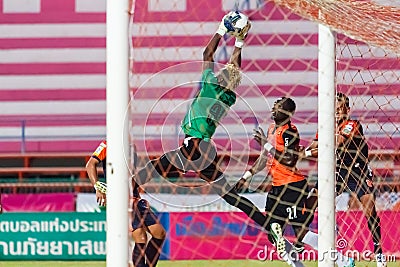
[132,182,140,198]
[282,127,300,150]
[279,126,300,167]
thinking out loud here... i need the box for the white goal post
[106,0,130,266]
[317,23,336,267]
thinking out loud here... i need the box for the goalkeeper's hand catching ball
[216,13,233,36]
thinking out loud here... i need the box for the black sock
[132,242,146,267]
[145,237,165,267]
[222,190,269,230]
[367,211,382,254]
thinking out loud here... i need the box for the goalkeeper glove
[217,11,242,36]
[94,181,107,194]
[216,14,230,36]
[234,21,251,48]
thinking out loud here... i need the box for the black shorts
[265,179,313,232]
[336,167,375,199]
[312,164,375,200]
[153,136,223,182]
[131,199,159,230]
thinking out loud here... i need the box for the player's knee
[360,193,375,211]
[148,224,166,240]
[158,226,167,240]
[132,228,147,243]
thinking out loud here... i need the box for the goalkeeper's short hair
[220,63,242,91]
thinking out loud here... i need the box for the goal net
[334,34,400,262]
[129,0,400,265]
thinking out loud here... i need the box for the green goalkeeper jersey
[181,68,236,141]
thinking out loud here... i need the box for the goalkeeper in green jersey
[133,13,282,243]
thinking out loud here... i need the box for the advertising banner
[0,212,106,260]
[168,211,400,260]
[168,212,268,260]
[0,211,398,261]
[336,211,400,258]
[0,212,171,261]
[1,193,75,212]
[76,193,103,212]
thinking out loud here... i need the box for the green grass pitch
[0,261,398,267]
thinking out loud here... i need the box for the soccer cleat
[270,223,286,256]
[292,242,305,253]
[376,253,387,267]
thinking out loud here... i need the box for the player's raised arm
[203,12,250,71]
[234,127,268,192]
[202,33,222,71]
[202,13,231,71]
[228,21,250,69]
[247,147,269,178]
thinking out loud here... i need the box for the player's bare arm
[203,13,248,72]
[304,139,318,158]
[234,150,268,192]
[202,33,221,71]
[250,152,269,175]
[86,156,106,206]
[229,46,242,68]
[86,157,100,185]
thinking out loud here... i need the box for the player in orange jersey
[236,97,355,267]
[86,141,166,267]
[303,93,385,267]
[235,97,311,266]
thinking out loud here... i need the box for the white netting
[272,0,400,55]
[129,0,400,265]
[335,36,400,262]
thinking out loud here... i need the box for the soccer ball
[224,11,250,38]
